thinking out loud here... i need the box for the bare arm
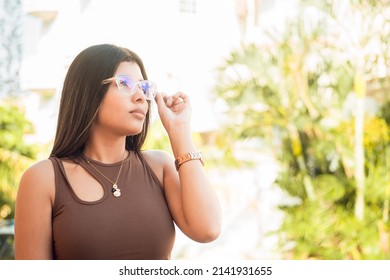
[14,160,55,259]
[154,92,222,242]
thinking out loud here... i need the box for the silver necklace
[84,151,126,198]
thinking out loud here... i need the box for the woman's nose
[132,85,147,103]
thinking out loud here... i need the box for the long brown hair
[50,44,151,158]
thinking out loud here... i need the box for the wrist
[166,123,191,137]
[167,126,197,157]
[174,151,204,171]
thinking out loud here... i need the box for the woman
[14,44,221,260]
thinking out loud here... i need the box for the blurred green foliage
[143,120,172,151]
[214,0,390,259]
[143,119,223,168]
[0,102,37,220]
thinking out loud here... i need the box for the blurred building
[18,0,298,146]
[19,0,241,145]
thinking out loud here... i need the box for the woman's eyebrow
[116,74,144,82]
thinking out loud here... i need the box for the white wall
[20,0,242,143]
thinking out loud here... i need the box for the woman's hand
[152,92,222,243]
[155,91,192,134]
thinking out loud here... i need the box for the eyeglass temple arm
[101,77,116,85]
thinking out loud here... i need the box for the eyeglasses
[102,75,157,100]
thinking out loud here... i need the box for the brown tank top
[49,151,175,260]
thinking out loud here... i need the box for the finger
[161,97,170,107]
[170,104,186,113]
[173,92,190,104]
[155,91,168,110]
[171,96,184,106]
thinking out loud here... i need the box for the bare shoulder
[141,149,173,165]
[18,159,55,201]
[21,159,54,181]
[140,150,175,184]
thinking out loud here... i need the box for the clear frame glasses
[102,75,157,100]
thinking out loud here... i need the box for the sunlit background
[1,0,389,260]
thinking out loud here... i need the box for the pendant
[112,184,121,198]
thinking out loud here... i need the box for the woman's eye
[117,76,135,90]
[119,80,127,86]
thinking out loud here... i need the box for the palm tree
[214,0,390,259]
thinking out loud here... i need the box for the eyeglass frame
[101,75,157,100]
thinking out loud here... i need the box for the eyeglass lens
[117,76,156,100]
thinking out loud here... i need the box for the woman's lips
[130,108,146,119]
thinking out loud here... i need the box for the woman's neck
[83,137,127,164]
